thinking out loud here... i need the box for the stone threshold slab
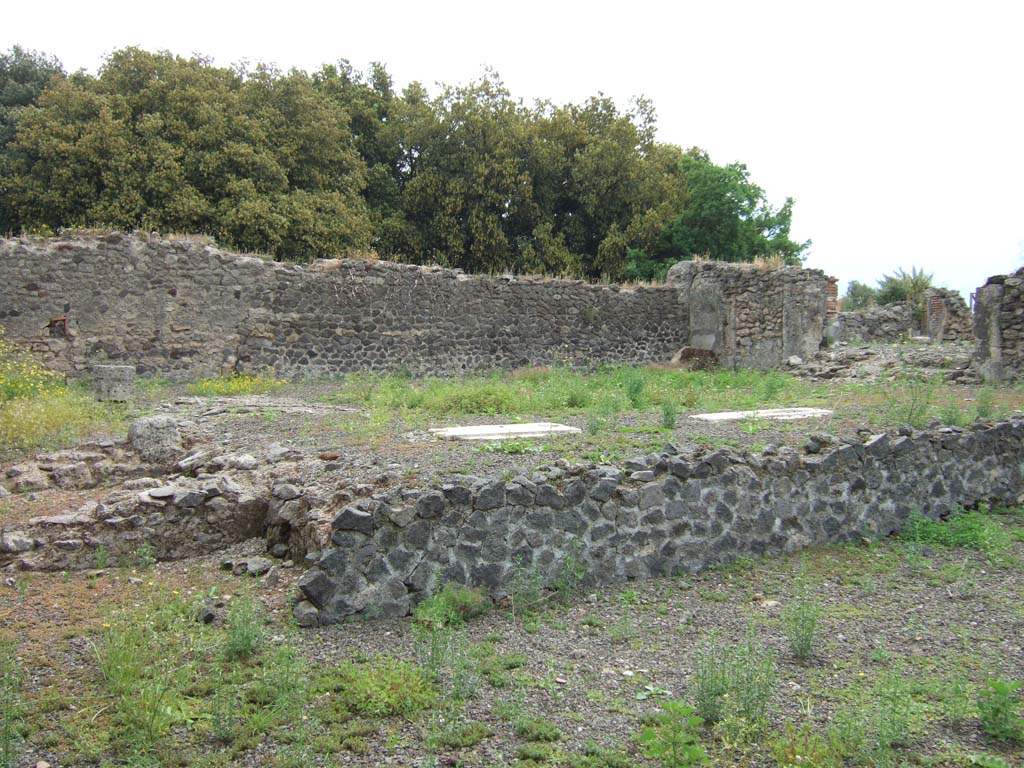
[690,407,833,422]
[430,423,582,441]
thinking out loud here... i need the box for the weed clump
[692,629,776,730]
[0,326,117,449]
[414,583,491,628]
[0,640,23,768]
[782,563,822,659]
[223,597,264,662]
[901,507,1014,561]
[321,657,435,717]
[186,372,285,396]
[977,679,1024,743]
[636,700,708,768]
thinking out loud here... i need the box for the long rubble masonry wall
[293,418,1024,624]
[0,232,688,378]
[0,232,836,378]
[974,266,1024,382]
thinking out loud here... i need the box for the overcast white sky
[5,0,1022,299]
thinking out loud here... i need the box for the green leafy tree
[0,45,808,279]
[875,267,932,305]
[651,150,809,270]
[2,48,370,260]
[0,45,65,231]
[842,280,878,310]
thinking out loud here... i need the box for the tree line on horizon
[0,45,810,281]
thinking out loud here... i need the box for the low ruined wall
[294,418,1024,624]
[0,233,689,378]
[0,233,837,378]
[925,288,972,342]
[667,260,832,369]
[974,267,1024,382]
[834,290,972,345]
[834,303,916,343]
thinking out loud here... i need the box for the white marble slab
[690,407,833,422]
[429,422,582,440]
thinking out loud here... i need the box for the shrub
[636,700,708,768]
[771,721,835,768]
[661,400,679,429]
[977,679,1024,742]
[510,557,547,620]
[976,387,996,419]
[553,539,589,602]
[888,372,935,428]
[624,372,646,408]
[414,582,491,628]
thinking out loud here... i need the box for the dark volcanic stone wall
[294,418,1024,624]
[0,233,690,378]
[974,266,1024,382]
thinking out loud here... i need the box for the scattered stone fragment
[225,454,258,470]
[0,531,33,553]
[128,416,183,464]
[293,600,319,627]
[196,606,216,624]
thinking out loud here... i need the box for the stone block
[92,365,134,402]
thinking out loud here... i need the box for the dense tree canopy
[0,46,810,278]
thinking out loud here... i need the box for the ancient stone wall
[974,266,1024,382]
[925,288,973,342]
[0,233,689,378]
[833,303,917,343]
[0,233,837,377]
[833,290,972,345]
[293,418,1024,623]
[666,260,832,368]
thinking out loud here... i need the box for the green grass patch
[900,507,1016,561]
[322,365,814,420]
[0,328,121,450]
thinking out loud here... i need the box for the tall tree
[3,48,371,260]
[651,150,809,269]
[0,46,65,231]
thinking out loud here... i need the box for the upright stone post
[92,365,135,401]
